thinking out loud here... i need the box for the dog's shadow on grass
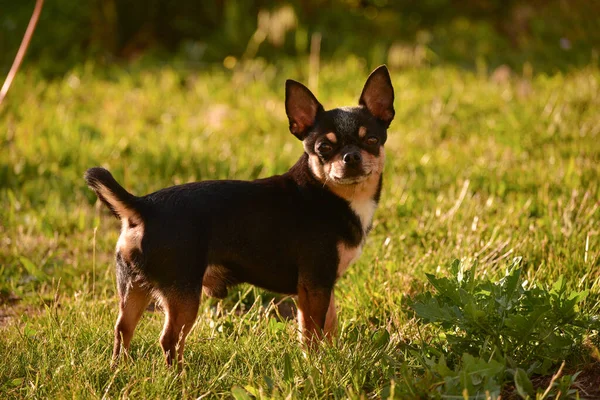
[146,289,297,319]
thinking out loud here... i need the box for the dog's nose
[343,151,362,166]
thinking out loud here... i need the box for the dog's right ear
[285,80,324,140]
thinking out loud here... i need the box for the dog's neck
[286,152,384,233]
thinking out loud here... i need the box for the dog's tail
[84,167,143,224]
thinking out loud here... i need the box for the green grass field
[1,57,599,398]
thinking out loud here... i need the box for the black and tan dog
[85,66,394,366]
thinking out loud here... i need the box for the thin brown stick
[540,360,566,400]
[0,0,45,107]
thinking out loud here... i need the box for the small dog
[85,66,394,366]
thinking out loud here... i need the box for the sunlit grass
[0,57,599,398]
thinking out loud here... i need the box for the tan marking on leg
[358,126,367,138]
[323,291,337,340]
[297,284,331,348]
[158,292,200,367]
[112,282,151,366]
[325,132,337,143]
[297,307,305,342]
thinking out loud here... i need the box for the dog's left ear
[359,65,395,127]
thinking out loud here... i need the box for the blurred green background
[1,0,599,76]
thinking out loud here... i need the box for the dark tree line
[1,0,597,75]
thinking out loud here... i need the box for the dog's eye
[318,142,333,153]
[365,136,379,145]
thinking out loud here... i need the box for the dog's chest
[349,195,377,235]
[336,198,377,277]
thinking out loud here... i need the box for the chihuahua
[85,65,394,366]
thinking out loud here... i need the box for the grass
[0,56,599,398]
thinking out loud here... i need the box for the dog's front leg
[323,290,337,338]
[297,283,335,346]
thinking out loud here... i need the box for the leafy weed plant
[409,259,599,398]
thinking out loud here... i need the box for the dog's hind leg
[157,290,201,367]
[112,279,151,366]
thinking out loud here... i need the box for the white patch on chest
[350,197,377,233]
[337,197,377,277]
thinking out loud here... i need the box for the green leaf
[514,368,534,399]
[464,260,479,292]
[283,352,294,382]
[9,378,24,387]
[498,268,521,311]
[463,295,485,321]
[504,305,550,339]
[243,385,260,397]
[569,289,588,303]
[231,386,252,400]
[268,318,285,333]
[24,324,37,338]
[450,259,461,275]
[410,298,456,324]
[372,328,390,348]
[425,274,463,306]
[551,275,567,300]
[263,375,274,392]
[431,354,451,377]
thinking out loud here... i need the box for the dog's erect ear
[359,65,395,127]
[285,80,324,140]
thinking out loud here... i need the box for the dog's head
[285,65,394,187]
